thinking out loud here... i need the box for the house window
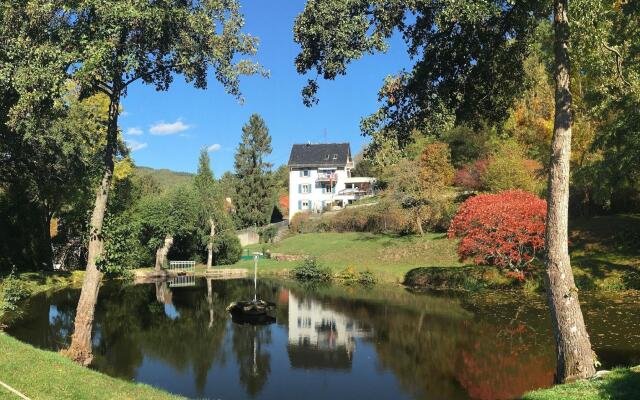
[300,184,311,193]
[301,169,310,177]
[300,200,310,210]
[332,154,338,160]
[324,154,330,160]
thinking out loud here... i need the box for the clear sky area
[121,0,411,175]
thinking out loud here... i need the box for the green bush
[259,225,278,243]
[292,257,332,282]
[0,270,31,316]
[213,231,242,265]
[336,267,378,286]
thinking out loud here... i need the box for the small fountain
[227,252,276,323]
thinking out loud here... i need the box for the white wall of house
[289,166,350,220]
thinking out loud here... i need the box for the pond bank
[0,333,181,399]
[521,367,640,400]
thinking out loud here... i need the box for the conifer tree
[233,114,274,228]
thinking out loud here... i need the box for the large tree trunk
[207,218,216,268]
[66,91,120,366]
[545,0,596,383]
[155,234,174,271]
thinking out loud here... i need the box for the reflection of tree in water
[231,322,272,397]
[88,279,228,396]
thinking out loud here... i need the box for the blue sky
[121,0,411,175]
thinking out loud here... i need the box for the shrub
[448,190,546,274]
[259,225,278,243]
[336,267,377,286]
[292,257,332,282]
[213,231,242,265]
[289,212,314,234]
[454,159,488,190]
[0,270,31,316]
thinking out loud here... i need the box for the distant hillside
[133,166,194,191]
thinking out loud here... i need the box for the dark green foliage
[212,231,242,266]
[292,257,333,283]
[404,267,503,291]
[233,114,275,228]
[0,270,31,315]
[259,225,278,244]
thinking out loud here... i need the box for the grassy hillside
[245,232,465,282]
[133,166,193,192]
[0,333,181,400]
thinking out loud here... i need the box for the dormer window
[332,154,338,160]
[324,154,330,160]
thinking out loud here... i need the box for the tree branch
[601,41,631,87]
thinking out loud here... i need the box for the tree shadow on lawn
[597,369,640,399]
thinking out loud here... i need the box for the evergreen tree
[233,114,274,228]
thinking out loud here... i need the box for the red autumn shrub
[447,190,546,272]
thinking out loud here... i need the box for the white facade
[289,166,351,220]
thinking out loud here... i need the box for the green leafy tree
[194,148,232,268]
[481,141,544,195]
[233,114,275,228]
[61,0,263,365]
[293,0,598,381]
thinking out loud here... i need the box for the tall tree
[194,148,228,268]
[293,0,597,382]
[63,0,263,365]
[233,114,274,228]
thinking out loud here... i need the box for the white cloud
[207,143,221,152]
[125,139,148,152]
[149,119,190,135]
[125,127,143,136]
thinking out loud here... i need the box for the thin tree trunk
[207,218,216,269]
[155,234,174,271]
[545,0,596,383]
[66,91,120,366]
[415,214,424,235]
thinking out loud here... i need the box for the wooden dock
[205,268,248,279]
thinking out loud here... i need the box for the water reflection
[287,291,371,370]
[6,279,640,400]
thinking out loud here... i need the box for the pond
[6,277,640,400]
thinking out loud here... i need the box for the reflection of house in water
[287,291,371,370]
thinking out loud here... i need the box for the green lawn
[0,333,182,400]
[243,232,465,282]
[521,368,640,400]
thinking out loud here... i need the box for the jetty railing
[168,260,195,272]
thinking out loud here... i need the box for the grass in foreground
[0,333,182,400]
[244,231,465,282]
[521,368,640,400]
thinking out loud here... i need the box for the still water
[7,278,640,400]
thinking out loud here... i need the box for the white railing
[169,274,196,288]
[168,260,195,272]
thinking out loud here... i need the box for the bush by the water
[213,231,242,265]
[448,190,546,276]
[292,257,333,282]
[336,267,378,286]
[404,267,509,291]
[0,270,31,317]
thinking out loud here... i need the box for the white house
[288,143,375,220]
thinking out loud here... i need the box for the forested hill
[133,166,193,191]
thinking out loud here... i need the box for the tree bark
[155,234,174,271]
[207,218,216,269]
[415,213,424,235]
[66,91,120,366]
[545,0,596,383]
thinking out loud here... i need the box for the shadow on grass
[597,369,640,399]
